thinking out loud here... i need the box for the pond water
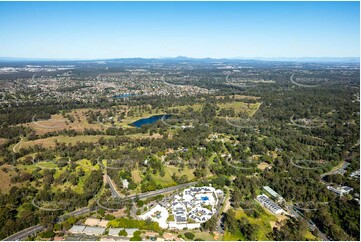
[131,114,171,127]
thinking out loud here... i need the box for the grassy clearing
[23,108,103,135]
[20,135,111,149]
[223,230,246,241]
[217,102,261,117]
[131,169,142,183]
[36,161,58,170]
[0,165,12,191]
[185,231,218,241]
[151,165,196,187]
[215,94,261,100]
[76,159,99,172]
[152,170,177,187]
[126,133,163,139]
[233,204,278,240]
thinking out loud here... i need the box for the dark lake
[131,114,171,127]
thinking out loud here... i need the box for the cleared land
[0,165,12,191]
[0,138,8,145]
[22,109,103,135]
[19,135,111,149]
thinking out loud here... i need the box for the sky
[0,1,359,59]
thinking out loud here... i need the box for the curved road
[4,181,197,241]
[3,207,91,241]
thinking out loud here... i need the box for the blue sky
[0,1,359,59]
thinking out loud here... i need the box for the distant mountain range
[0,56,359,63]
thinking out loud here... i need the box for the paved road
[5,181,197,241]
[106,173,197,201]
[320,161,350,179]
[215,192,227,235]
[3,208,91,241]
[287,205,328,241]
[105,174,121,198]
[130,181,197,200]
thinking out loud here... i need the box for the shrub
[39,230,55,238]
[184,232,195,240]
[105,214,115,220]
[118,229,128,236]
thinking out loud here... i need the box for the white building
[327,185,354,196]
[122,179,129,189]
[82,226,106,236]
[350,170,360,179]
[263,186,285,203]
[69,225,86,234]
[256,194,284,215]
[139,204,169,229]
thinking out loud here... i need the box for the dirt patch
[20,135,110,149]
[108,208,127,217]
[257,162,272,171]
[0,138,8,145]
[0,164,13,191]
[22,108,103,135]
[270,214,288,229]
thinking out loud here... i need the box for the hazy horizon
[0,1,359,59]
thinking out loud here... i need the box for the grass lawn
[20,135,112,149]
[217,102,261,116]
[183,231,218,241]
[233,204,278,240]
[76,159,99,172]
[131,169,142,183]
[152,169,177,187]
[36,161,58,170]
[223,230,246,241]
[151,165,196,188]
[304,230,317,240]
[166,165,195,180]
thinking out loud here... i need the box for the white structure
[327,185,354,196]
[108,228,138,237]
[138,186,223,230]
[172,202,187,224]
[122,179,129,189]
[256,194,284,215]
[350,170,360,179]
[139,204,169,229]
[263,186,285,203]
[174,186,223,225]
[69,225,85,234]
[82,226,106,236]
[168,221,201,230]
[188,207,215,223]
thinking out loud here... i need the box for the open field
[181,231,219,241]
[223,230,246,241]
[232,205,278,240]
[131,169,142,183]
[217,102,261,116]
[215,94,261,100]
[18,101,261,135]
[150,165,195,188]
[0,165,13,191]
[22,108,103,135]
[18,135,112,149]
